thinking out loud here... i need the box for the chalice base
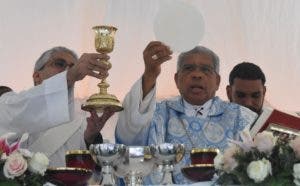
[82,93,123,113]
[124,174,143,186]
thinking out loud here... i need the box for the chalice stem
[101,165,116,186]
[161,165,174,185]
[98,79,109,95]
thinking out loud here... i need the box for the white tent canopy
[1,0,299,112]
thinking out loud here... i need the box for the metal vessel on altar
[114,146,155,186]
[89,143,126,185]
[150,143,185,185]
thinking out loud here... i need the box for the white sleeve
[115,77,156,145]
[0,71,73,135]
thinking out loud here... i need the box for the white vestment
[115,77,156,145]
[28,101,87,167]
[0,71,72,134]
[0,71,87,166]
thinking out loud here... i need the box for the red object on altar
[251,107,300,136]
[65,150,95,171]
[45,167,92,186]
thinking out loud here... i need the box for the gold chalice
[82,25,123,113]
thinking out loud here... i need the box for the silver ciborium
[150,143,185,185]
[89,143,126,186]
[114,146,155,186]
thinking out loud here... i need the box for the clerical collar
[183,99,213,118]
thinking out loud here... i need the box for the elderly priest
[115,41,257,184]
[0,46,114,166]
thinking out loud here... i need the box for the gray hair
[177,46,220,74]
[34,46,78,72]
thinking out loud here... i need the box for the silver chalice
[114,146,155,186]
[150,143,185,185]
[89,143,126,186]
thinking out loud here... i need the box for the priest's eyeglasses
[47,59,74,70]
[179,64,215,75]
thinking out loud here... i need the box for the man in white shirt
[0,46,114,166]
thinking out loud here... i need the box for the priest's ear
[33,72,42,86]
[226,85,233,102]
